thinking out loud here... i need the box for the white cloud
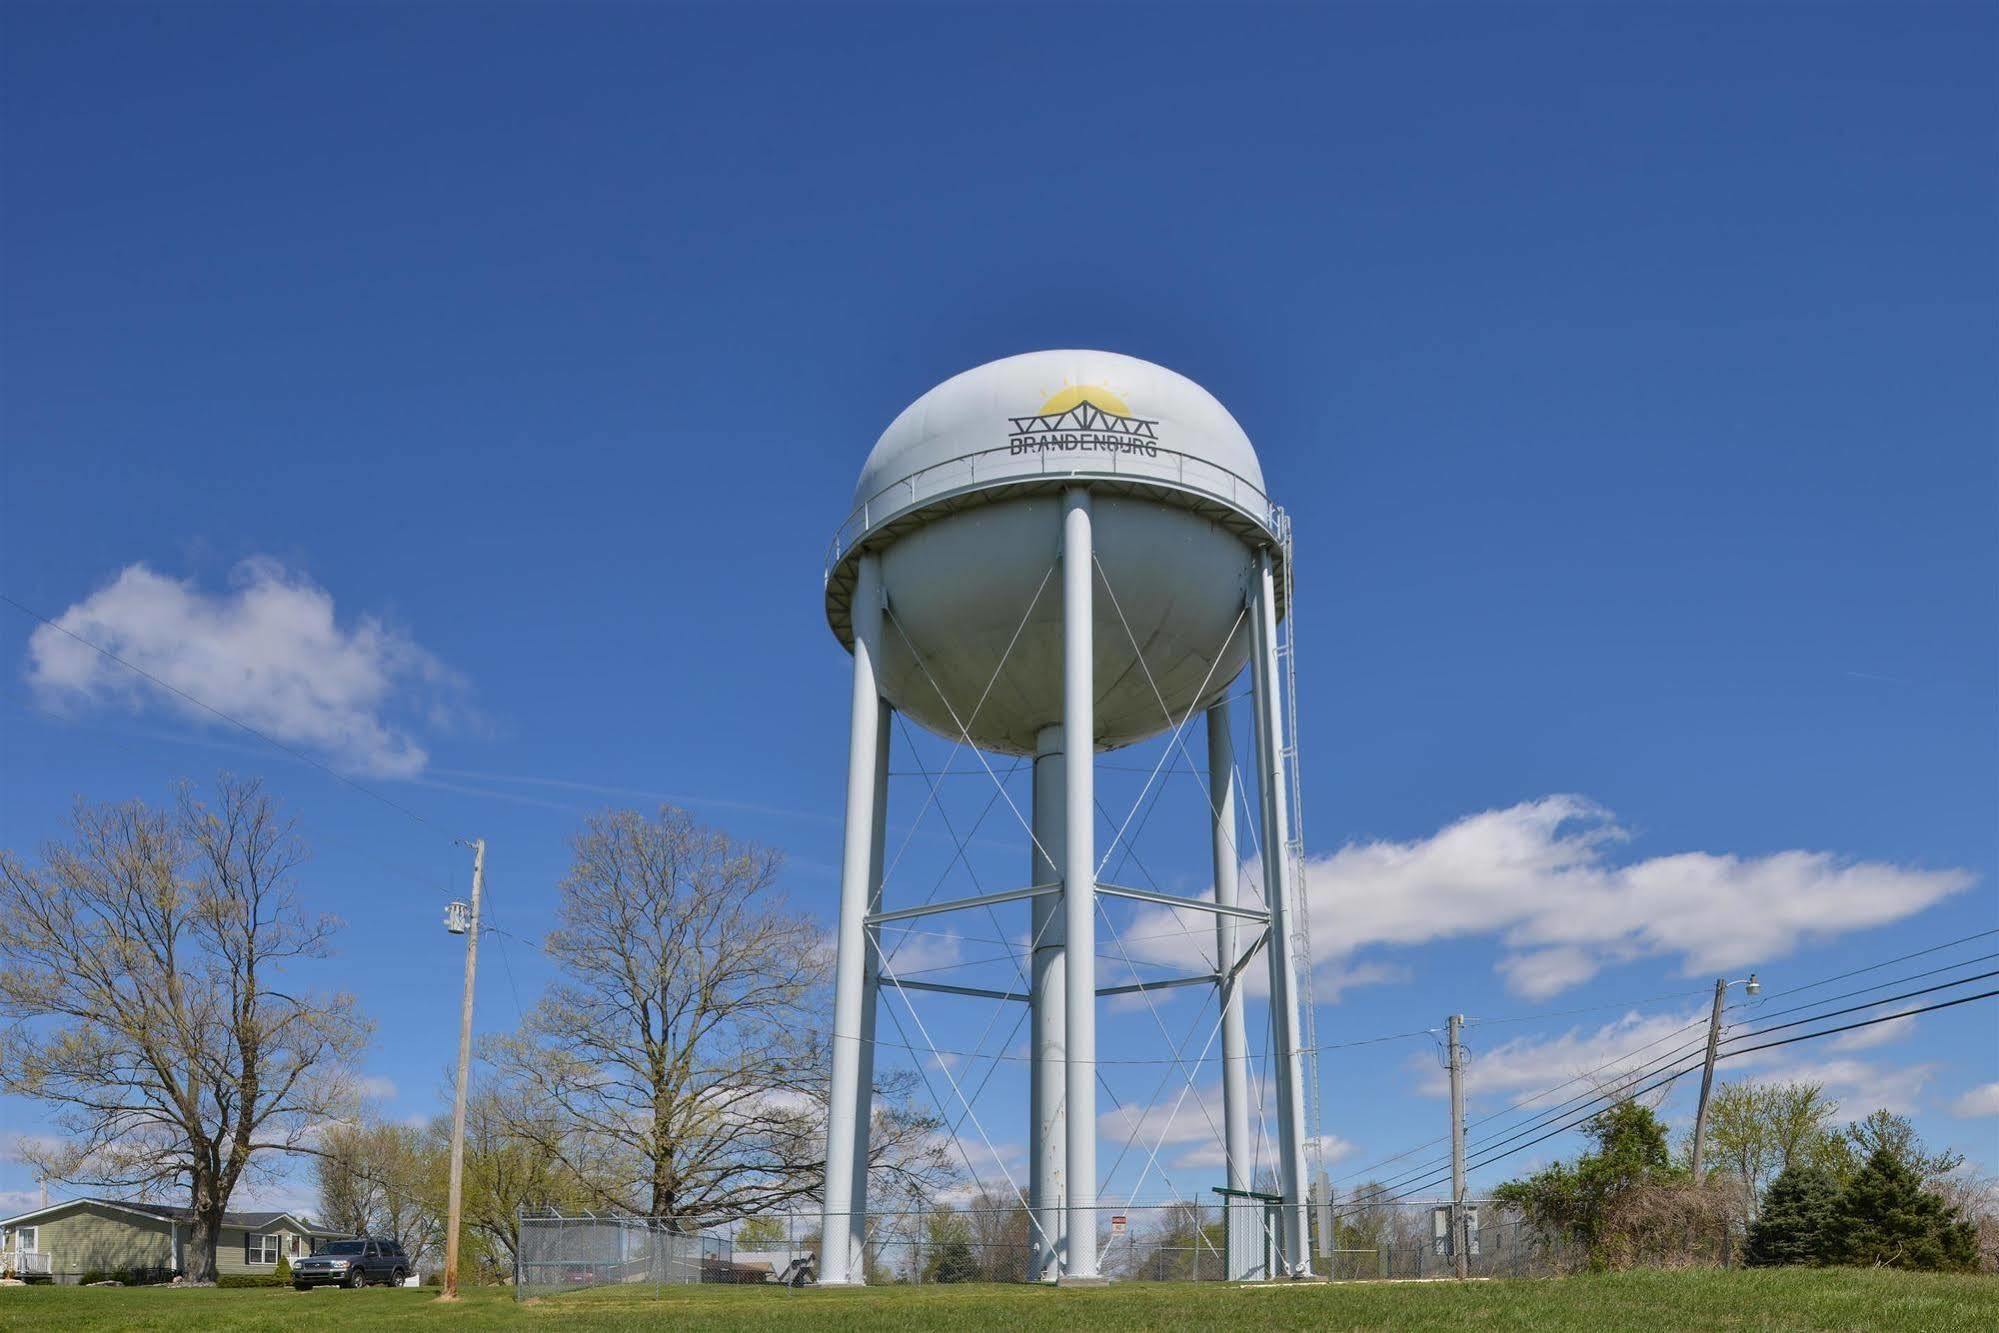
[1412,1008,1712,1101]
[877,926,971,977]
[354,1074,398,1101]
[27,558,466,778]
[1,1131,69,1165]
[1112,798,1968,1001]
[1745,1058,1938,1116]
[1331,798,1970,997]
[1950,1083,1999,1118]
[1828,1011,1917,1052]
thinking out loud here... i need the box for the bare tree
[315,1118,441,1269]
[431,1083,607,1275]
[0,777,369,1282]
[1700,1081,1844,1221]
[486,807,951,1222]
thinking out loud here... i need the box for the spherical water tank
[825,350,1284,755]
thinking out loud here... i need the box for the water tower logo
[1007,384,1160,458]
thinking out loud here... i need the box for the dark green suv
[292,1237,409,1289]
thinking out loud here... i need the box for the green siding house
[1,1197,345,1284]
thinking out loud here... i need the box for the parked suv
[292,1237,409,1289]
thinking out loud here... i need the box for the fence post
[513,1204,523,1299]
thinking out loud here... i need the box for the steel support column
[1208,701,1252,1199]
[1060,487,1101,1282]
[847,699,889,1280]
[1249,548,1313,1277]
[1029,723,1066,1282]
[821,552,885,1286]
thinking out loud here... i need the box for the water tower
[818,350,1319,1283]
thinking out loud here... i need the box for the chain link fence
[515,1212,734,1299]
[516,1197,1555,1298]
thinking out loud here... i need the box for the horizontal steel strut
[1096,881,1272,922]
[865,883,1060,925]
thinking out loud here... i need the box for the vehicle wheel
[294,1283,311,1292]
[347,1268,367,1289]
[391,1267,407,1287]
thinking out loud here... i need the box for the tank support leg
[1250,548,1313,1277]
[1060,487,1102,1283]
[1208,701,1253,1208]
[823,552,886,1285]
[1029,723,1067,1282]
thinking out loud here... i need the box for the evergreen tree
[1744,1165,1839,1266]
[1827,1146,1978,1271]
[921,1207,979,1283]
[927,1236,979,1283]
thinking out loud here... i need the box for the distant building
[1,1197,345,1284]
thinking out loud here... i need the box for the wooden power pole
[1447,1013,1469,1280]
[441,837,485,1300]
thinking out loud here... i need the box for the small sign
[1110,1215,1127,1236]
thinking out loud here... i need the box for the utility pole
[1447,1013,1469,1280]
[1690,972,1760,1180]
[441,837,485,1301]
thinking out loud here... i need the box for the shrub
[276,1252,292,1282]
[218,1273,289,1288]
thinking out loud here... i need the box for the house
[0,1197,346,1284]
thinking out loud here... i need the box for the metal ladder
[1274,509,1325,1230]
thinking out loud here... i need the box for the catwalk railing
[516,1198,1552,1297]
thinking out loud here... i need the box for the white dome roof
[852,350,1267,517]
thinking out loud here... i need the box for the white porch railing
[9,1251,51,1274]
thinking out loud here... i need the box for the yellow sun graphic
[1038,383,1132,416]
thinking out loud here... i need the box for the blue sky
[2,1,1994,1218]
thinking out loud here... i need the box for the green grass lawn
[1,1268,1994,1331]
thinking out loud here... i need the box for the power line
[1466,985,1715,1027]
[1334,1009,1715,1186]
[1344,984,1999,1214]
[1354,1028,1718,1200]
[1344,945,1999,1201]
[1754,927,1999,1002]
[1737,952,1999,1026]
[1723,987,1999,1059]
[2,591,447,835]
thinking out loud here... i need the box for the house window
[289,1233,309,1258]
[248,1233,281,1264]
[9,1226,35,1254]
